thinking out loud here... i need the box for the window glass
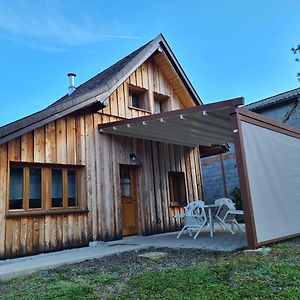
[154,99,162,114]
[8,165,80,213]
[121,170,131,196]
[122,185,131,197]
[29,168,42,209]
[9,167,23,210]
[68,170,78,207]
[52,169,63,207]
[131,93,141,108]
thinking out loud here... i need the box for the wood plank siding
[0,56,202,259]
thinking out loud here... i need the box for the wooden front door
[120,166,138,236]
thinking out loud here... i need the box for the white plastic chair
[176,201,208,240]
[214,198,244,235]
[174,200,204,219]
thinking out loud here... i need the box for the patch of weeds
[113,249,300,300]
[148,255,164,263]
[4,279,97,300]
[112,267,233,300]
[88,273,118,285]
[110,266,122,273]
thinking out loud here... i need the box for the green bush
[230,186,242,210]
[230,187,244,222]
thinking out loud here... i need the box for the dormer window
[131,92,143,109]
[153,92,169,114]
[128,85,149,111]
[154,99,162,114]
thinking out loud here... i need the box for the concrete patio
[107,224,247,252]
[0,225,246,281]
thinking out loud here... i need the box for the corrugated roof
[244,87,300,111]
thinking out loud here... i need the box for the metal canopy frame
[99,97,300,249]
[231,108,300,249]
[99,98,244,147]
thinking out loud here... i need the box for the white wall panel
[241,121,300,243]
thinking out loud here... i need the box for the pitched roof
[244,87,300,111]
[49,40,152,107]
[0,34,202,145]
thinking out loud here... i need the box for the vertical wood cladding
[0,56,202,258]
[0,116,90,258]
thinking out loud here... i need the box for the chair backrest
[215,198,236,220]
[184,200,207,222]
[184,200,204,215]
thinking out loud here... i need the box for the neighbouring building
[201,87,300,202]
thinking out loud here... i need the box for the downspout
[282,100,299,123]
[219,154,228,197]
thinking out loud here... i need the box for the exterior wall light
[130,153,137,161]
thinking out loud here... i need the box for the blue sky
[0,0,299,126]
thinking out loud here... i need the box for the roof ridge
[244,87,300,109]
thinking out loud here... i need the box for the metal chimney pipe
[67,73,76,95]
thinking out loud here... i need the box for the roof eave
[157,34,202,105]
[0,92,107,145]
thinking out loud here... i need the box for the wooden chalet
[1,34,300,259]
[0,34,206,258]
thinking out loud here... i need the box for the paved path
[0,243,145,281]
[0,227,246,281]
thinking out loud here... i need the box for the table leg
[208,208,213,237]
[212,211,215,233]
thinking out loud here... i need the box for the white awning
[99,98,243,147]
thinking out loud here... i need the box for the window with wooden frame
[168,171,187,207]
[8,163,80,213]
[128,85,149,111]
[51,168,79,209]
[9,166,42,210]
[29,168,42,209]
[9,166,24,210]
[153,92,169,114]
[51,169,64,208]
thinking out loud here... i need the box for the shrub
[230,186,242,210]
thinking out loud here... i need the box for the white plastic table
[204,204,218,237]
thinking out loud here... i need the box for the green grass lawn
[1,238,300,299]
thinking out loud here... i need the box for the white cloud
[0,0,138,51]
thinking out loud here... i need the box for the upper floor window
[131,92,143,109]
[129,85,149,111]
[154,99,163,114]
[8,163,80,213]
[153,93,169,114]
